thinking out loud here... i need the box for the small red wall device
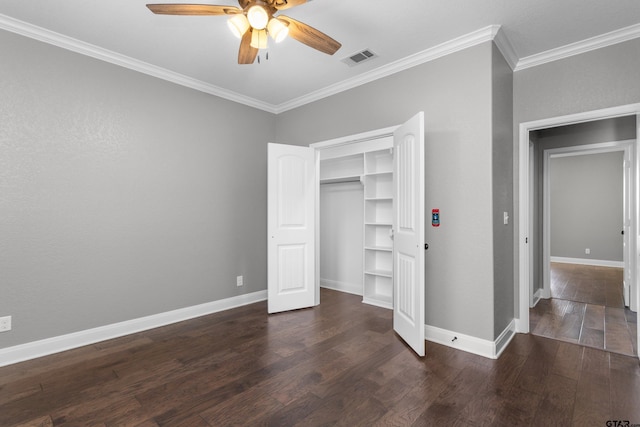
[432,209,440,227]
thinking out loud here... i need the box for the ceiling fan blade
[238,30,258,64]
[146,4,241,15]
[271,0,307,10]
[278,16,341,55]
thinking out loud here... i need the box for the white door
[623,151,631,307]
[392,112,426,357]
[267,143,317,314]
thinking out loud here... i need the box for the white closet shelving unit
[318,139,394,309]
[319,153,363,184]
[362,149,393,309]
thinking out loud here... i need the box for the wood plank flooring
[1,288,639,426]
[530,263,638,357]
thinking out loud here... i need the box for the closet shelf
[364,170,392,177]
[365,222,392,227]
[364,245,392,252]
[364,197,392,201]
[320,175,362,185]
[364,269,392,278]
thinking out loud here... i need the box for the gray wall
[277,42,504,341]
[319,182,364,291]
[491,44,514,338]
[0,29,275,348]
[529,117,636,294]
[550,152,623,261]
[513,38,640,317]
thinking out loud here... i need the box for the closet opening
[268,112,425,355]
[318,143,395,309]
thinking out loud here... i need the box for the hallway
[530,263,637,357]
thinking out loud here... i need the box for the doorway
[531,139,637,356]
[517,103,640,360]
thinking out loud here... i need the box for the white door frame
[541,141,633,300]
[517,104,640,360]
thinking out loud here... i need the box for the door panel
[623,154,631,307]
[393,112,425,357]
[268,143,316,313]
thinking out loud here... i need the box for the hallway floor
[530,263,637,357]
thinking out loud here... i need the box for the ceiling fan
[146,0,342,64]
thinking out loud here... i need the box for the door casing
[517,103,640,360]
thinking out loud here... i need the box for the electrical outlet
[585,248,591,255]
[0,316,11,332]
[236,275,243,287]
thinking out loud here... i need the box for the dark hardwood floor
[531,263,638,357]
[1,288,639,426]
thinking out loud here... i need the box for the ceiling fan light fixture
[250,29,268,49]
[227,14,250,39]
[267,18,289,43]
[247,4,269,30]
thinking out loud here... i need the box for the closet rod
[319,176,362,185]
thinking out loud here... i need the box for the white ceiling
[1,0,639,112]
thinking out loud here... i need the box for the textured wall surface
[491,43,514,338]
[320,182,364,291]
[0,29,275,348]
[550,152,624,261]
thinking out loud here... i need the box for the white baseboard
[532,287,549,307]
[320,278,362,296]
[0,290,267,368]
[515,317,529,334]
[551,256,624,268]
[424,320,516,359]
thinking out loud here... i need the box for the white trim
[550,256,624,268]
[532,288,545,307]
[424,320,516,359]
[517,103,640,361]
[361,297,393,310]
[320,278,362,296]
[276,26,502,113]
[493,26,519,70]
[494,320,517,358]
[515,23,640,71]
[0,290,267,367]
[4,11,640,113]
[533,287,551,307]
[0,15,501,114]
[0,14,276,113]
[310,126,398,149]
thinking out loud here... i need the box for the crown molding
[4,11,640,113]
[515,22,640,71]
[0,14,277,113]
[274,25,503,113]
[493,26,518,70]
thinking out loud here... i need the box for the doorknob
[425,243,429,250]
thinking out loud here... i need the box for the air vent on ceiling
[341,49,377,67]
